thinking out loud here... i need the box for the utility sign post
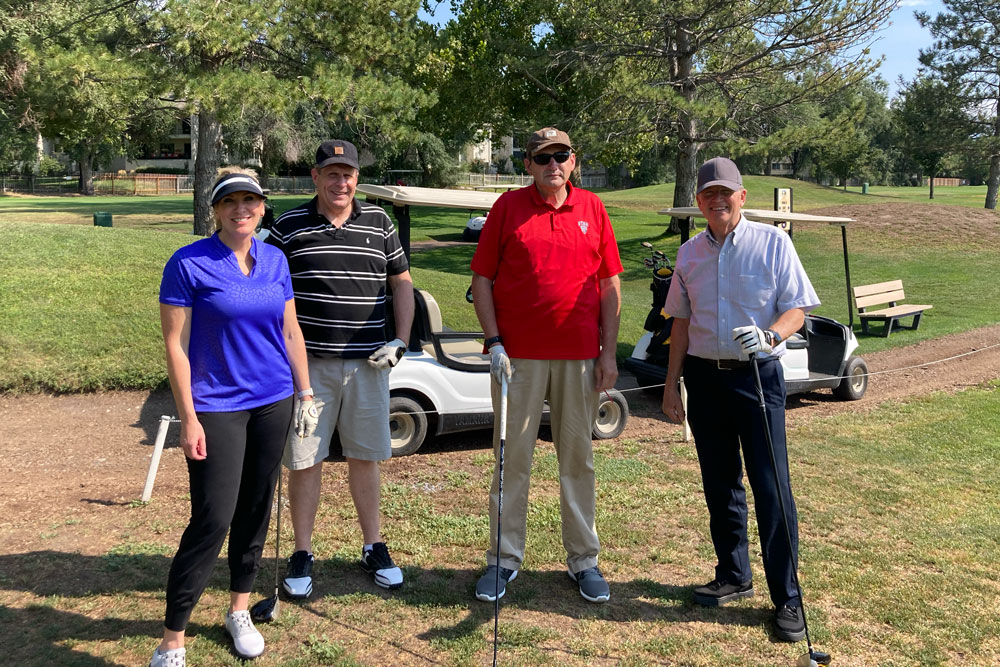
[774,187,793,239]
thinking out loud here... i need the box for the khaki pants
[486,358,601,573]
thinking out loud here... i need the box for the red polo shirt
[470,183,623,359]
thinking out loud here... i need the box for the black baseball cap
[210,173,267,205]
[697,157,743,194]
[315,140,359,170]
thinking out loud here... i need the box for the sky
[874,0,945,98]
[419,0,948,101]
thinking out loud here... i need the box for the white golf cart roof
[357,184,501,211]
[658,207,854,226]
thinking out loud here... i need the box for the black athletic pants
[683,356,800,608]
[164,396,292,632]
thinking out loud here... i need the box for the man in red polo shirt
[470,127,623,603]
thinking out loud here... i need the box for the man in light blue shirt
[661,157,819,643]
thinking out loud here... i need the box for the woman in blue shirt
[151,169,318,667]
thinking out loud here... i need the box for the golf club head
[795,650,831,667]
[250,594,279,623]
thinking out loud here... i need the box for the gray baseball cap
[697,157,743,193]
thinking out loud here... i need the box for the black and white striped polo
[266,197,409,358]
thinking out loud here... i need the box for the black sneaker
[360,542,403,589]
[282,550,313,599]
[774,604,806,642]
[692,578,754,606]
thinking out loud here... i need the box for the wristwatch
[296,388,314,399]
[484,335,503,349]
[765,329,783,347]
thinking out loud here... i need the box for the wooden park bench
[853,280,932,337]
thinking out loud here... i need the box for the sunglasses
[531,151,572,165]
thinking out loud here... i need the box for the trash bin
[862,182,869,194]
[93,212,112,227]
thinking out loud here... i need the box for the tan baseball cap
[525,127,573,156]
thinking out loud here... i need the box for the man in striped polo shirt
[266,139,414,595]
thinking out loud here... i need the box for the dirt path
[2,324,998,555]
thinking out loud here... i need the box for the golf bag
[640,256,674,367]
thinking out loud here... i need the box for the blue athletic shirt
[159,233,295,412]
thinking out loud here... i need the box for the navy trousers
[683,356,800,607]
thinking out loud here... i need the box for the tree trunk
[78,149,94,196]
[194,110,223,236]
[668,27,698,236]
[764,156,772,176]
[985,153,1000,209]
[929,171,935,199]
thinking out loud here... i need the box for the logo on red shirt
[578,220,589,234]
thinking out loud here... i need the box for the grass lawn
[2,176,1000,390]
[2,383,998,665]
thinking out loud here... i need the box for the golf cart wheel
[389,396,428,457]
[592,389,629,439]
[833,355,869,401]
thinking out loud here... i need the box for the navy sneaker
[475,564,518,602]
[568,567,610,603]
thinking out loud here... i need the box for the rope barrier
[389,340,1000,417]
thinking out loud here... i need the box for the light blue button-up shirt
[664,216,820,360]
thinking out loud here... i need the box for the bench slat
[853,280,903,298]
[859,304,933,319]
[856,289,906,309]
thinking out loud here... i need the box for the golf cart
[358,184,630,456]
[625,207,869,401]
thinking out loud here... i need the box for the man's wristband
[296,388,314,399]
[484,335,503,349]
[765,329,783,346]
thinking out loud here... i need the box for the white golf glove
[732,325,773,357]
[295,399,319,438]
[368,338,407,369]
[489,343,513,384]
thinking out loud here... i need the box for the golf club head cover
[489,344,513,384]
[732,325,772,357]
[295,399,319,438]
[367,338,407,369]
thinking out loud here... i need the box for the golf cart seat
[412,289,489,372]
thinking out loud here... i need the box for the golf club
[750,354,831,667]
[250,466,283,623]
[493,374,508,667]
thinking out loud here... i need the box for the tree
[892,75,970,199]
[11,1,434,232]
[445,0,896,231]
[917,0,1000,208]
[561,1,895,212]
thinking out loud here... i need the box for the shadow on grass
[0,603,164,665]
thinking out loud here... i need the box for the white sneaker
[224,609,265,659]
[149,646,185,667]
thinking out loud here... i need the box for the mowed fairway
[0,382,997,666]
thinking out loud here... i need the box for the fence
[2,171,609,196]
[1,176,81,195]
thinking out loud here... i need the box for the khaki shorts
[283,357,391,469]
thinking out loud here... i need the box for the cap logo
[578,220,589,234]
[334,146,344,155]
[545,130,557,138]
